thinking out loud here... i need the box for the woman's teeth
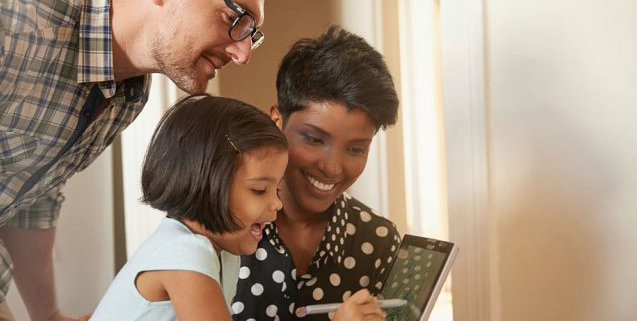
[305,174,335,191]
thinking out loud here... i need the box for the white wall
[446,0,637,320]
[6,149,115,320]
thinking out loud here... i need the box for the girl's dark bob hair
[141,94,287,233]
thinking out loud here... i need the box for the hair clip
[225,134,239,152]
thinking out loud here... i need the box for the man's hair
[276,25,399,130]
[141,94,287,233]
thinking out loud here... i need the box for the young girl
[89,94,288,321]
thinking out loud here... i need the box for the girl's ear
[269,105,283,130]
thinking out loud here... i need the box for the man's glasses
[223,0,264,50]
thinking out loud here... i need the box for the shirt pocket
[0,24,76,106]
[0,129,40,173]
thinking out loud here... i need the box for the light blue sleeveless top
[90,217,239,321]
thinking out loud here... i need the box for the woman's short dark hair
[276,25,399,130]
[141,94,287,234]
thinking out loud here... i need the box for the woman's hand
[331,289,386,321]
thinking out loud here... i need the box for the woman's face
[211,146,287,255]
[272,101,377,216]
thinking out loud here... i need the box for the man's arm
[0,226,80,321]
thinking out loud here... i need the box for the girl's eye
[252,189,266,195]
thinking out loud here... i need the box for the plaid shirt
[0,0,151,299]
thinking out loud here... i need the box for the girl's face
[210,145,288,255]
[271,101,377,217]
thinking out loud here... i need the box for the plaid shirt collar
[77,0,117,96]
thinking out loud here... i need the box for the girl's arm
[138,269,233,321]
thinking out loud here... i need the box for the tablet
[377,234,459,321]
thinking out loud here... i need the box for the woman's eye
[348,146,368,155]
[302,133,323,144]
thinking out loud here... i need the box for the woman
[232,26,401,321]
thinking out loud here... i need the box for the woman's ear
[269,105,283,130]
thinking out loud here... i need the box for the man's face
[152,0,265,93]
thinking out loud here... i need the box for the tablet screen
[378,235,457,321]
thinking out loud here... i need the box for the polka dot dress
[232,193,401,321]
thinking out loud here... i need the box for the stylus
[295,298,407,317]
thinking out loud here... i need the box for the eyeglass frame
[223,0,264,50]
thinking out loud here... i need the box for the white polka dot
[415,274,421,280]
[313,287,324,300]
[272,270,285,283]
[239,266,251,279]
[342,290,352,301]
[251,283,264,296]
[330,273,341,286]
[332,215,337,223]
[415,255,422,261]
[274,315,280,321]
[247,319,256,321]
[340,237,345,245]
[359,275,370,287]
[375,281,382,289]
[334,245,339,252]
[375,258,381,268]
[255,248,268,261]
[344,256,356,269]
[289,302,295,314]
[392,282,398,288]
[232,302,244,314]
[402,268,409,274]
[291,269,297,280]
[266,305,278,317]
[331,234,336,241]
[297,280,305,290]
[360,211,372,222]
[282,282,287,291]
[415,265,422,271]
[346,223,357,235]
[306,277,318,286]
[403,278,409,284]
[427,261,432,267]
[376,226,389,237]
[361,242,374,255]
[326,243,331,250]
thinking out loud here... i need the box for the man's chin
[170,74,209,94]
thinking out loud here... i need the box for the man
[231,26,401,321]
[0,0,265,320]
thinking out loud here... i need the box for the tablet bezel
[377,234,459,321]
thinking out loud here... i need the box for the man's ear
[269,105,284,130]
